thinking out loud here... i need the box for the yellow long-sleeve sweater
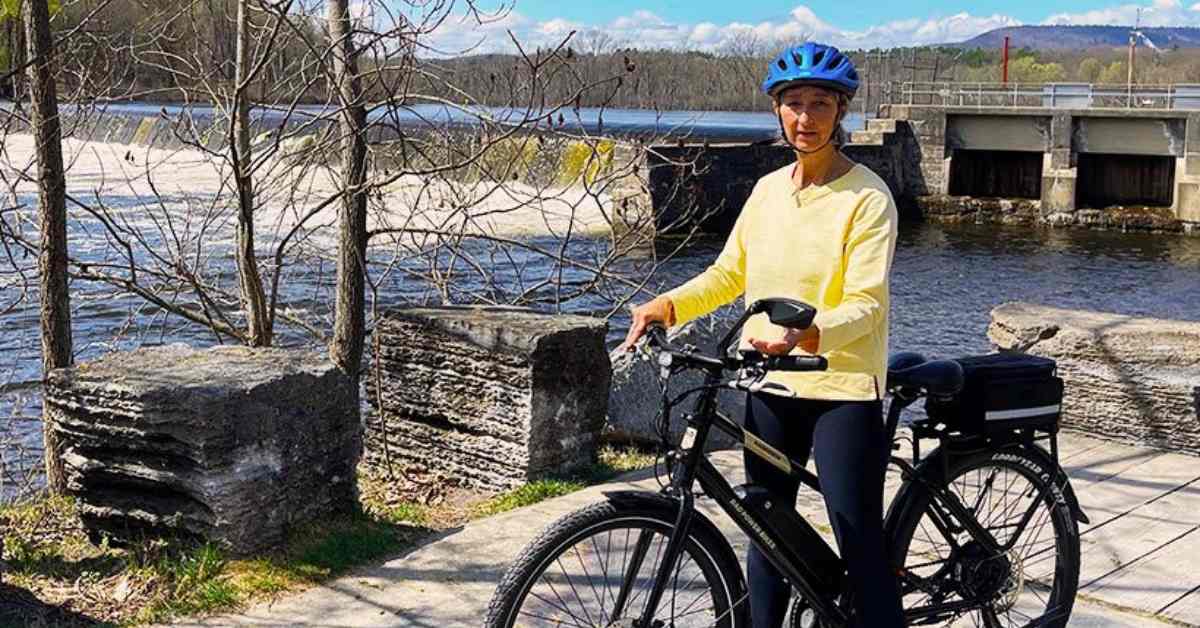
[663,161,899,400]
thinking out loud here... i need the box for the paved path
[174,430,1200,627]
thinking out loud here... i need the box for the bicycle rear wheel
[887,446,1080,628]
[486,494,748,627]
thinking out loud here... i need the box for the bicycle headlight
[657,352,673,378]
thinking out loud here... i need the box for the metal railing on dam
[888,81,1200,110]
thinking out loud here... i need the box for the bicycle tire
[486,494,748,627]
[887,446,1080,628]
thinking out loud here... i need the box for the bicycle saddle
[887,351,965,396]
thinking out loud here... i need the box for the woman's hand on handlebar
[748,325,821,355]
[619,296,676,352]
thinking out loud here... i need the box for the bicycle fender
[600,490,744,556]
[1013,443,1091,525]
[884,444,1089,532]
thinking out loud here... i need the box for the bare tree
[327,0,367,376]
[231,0,271,346]
[24,0,72,494]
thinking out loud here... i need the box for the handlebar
[741,351,828,373]
[642,323,826,374]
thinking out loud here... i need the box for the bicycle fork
[612,372,722,627]
[607,489,698,627]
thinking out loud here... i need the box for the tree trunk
[232,0,271,346]
[12,7,25,101]
[327,0,367,377]
[25,0,72,494]
[3,19,12,98]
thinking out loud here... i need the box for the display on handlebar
[761,298,817,331]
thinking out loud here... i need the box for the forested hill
[952,25,1200,50]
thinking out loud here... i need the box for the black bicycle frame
[628,369,1045,627]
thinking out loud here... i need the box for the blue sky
[421,0,1200,53]
[505,0,1108,33]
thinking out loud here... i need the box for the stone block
[45,345,360,554]
[1185,113,1200,154]
[366,307,610,492]
[1041,168,1077,213]
[608,310,744,450]
[866,118,897,134]
[1049,148,1072,170]
[1051,113,1072,150]
[1177,181,1200,223]
[989,302,1200,455]
[849,130,884,146]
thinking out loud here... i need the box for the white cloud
[538,18,580,36]
[1044,0,1200,26]
[420,2,1200,56]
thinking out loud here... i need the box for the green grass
[138,544,240,620]
[387,501,431,526]
[0,444,658,625]
[472,444,659,518]
[1,495,421,626]
[287,511,411,578]
[473,479,587,518]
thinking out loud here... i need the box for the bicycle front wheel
[486,494,747,628]
[887,446,1080,628]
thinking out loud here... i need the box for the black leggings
[744,393,905,628]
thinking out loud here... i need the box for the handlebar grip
[764,355,828,372]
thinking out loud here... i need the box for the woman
[619,42,904,628]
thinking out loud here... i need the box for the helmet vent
[777,59,788,71]
[812,49,825,66]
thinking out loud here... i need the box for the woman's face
[773,85,842,151]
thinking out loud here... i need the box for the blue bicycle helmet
[761,42,859,99]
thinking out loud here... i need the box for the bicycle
[486,297,1088,628]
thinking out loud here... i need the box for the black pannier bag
[925,353,1064,435]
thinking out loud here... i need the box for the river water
[41,102,867,142]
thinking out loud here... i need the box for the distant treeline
[412,44,1200,112]
[6,3,1200,112]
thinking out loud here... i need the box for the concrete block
[1176,181,1200,223]
[46,345,360,554]
[1051,113,1072,150]
[1049,148,1073,170]
[1041,169,1077,213]
[946,115,1049,152]
[366,307,610,492]
[866,118,896,133]
[1075,117,1185,157]
[849,130,884,145]
[1185,113,1200,154]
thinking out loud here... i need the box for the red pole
[1002,35,1010,84]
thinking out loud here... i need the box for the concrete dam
[643,96,1200,236]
